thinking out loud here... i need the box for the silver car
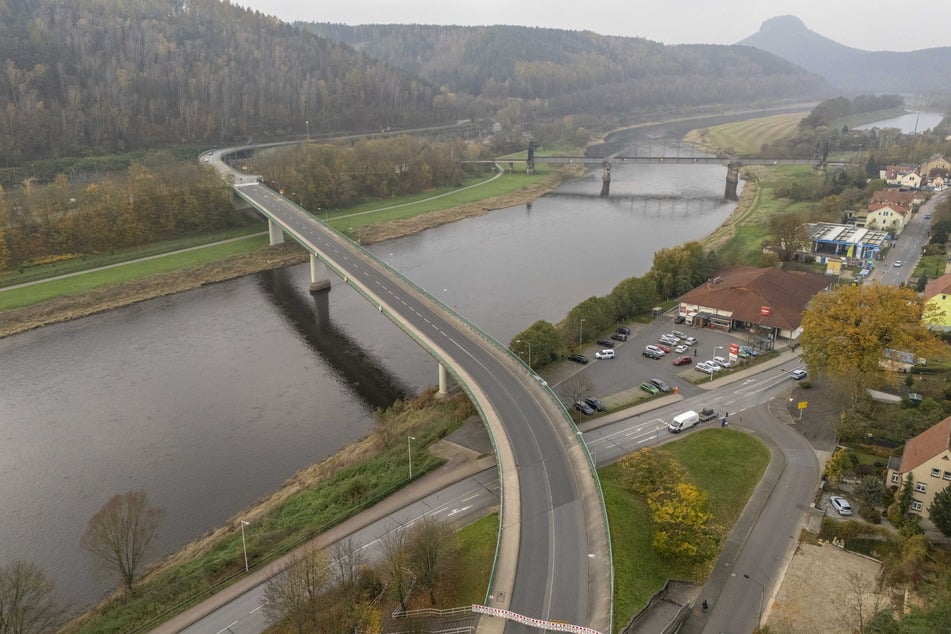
[830,496,853,516]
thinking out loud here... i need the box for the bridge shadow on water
[256,267,411,411]
[544,190,727,214]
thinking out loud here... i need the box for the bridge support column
[437,363,452,396]
[724,162,740,201]
[268,218,285,245]
[600,159,611,197]
[309,253,331,293]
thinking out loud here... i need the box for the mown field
[686,112,805,156]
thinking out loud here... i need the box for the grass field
[603,429,769,632]
[690,113,806,156]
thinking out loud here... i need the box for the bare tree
[0,561,62,634]
[838,571,886,634]
[559,372,593,409]
[380,524,413,612]
[263,546,331,634]
[408,516,458,605]
[79,490,163,595]
[331,538,366,602]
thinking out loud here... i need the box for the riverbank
[0,170,577,339]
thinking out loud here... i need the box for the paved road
[869,189,948,285]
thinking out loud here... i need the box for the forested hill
[303,23,832,114]
[0,0,438,163]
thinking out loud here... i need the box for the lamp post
[743,573,766,627]
[711,346,723,382]
[579,318,586,345]
[408,436,416,479]
[577,430,594,466]
[240,520,250,572]
[516,339,532,368]
[305,120,310,141]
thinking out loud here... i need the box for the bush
[858,501,881,524]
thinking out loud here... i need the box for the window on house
[932,468,941,478]
[915,482,927,493]
[944,471,951,481]
[911,500,923,512]
[891,473,901,484]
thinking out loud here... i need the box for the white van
[667,410,700,433]
[595,349,615,360]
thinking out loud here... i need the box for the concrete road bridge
[201,146,613,634]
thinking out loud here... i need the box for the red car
[655,343,672,353]
[672,355,692,366]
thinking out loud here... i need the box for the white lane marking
[447,505,473,517]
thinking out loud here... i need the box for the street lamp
[515,339,532,368]
[743,573,766,626]
[240,520,250,572]
[579,318,586,345]
[577,430,595,466]
[711,346,723,382]
[408,436,416,479]
[305,120,310,141]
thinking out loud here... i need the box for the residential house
[676,266,833,342]
[864,203,907,235]
[882,163,921,188]
[886,416,951,522]
[920,154,951,181]
[922,274,951,331]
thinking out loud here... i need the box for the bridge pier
[268,218,285,245]
[724,162,740,201]
[437,363,452,396]
[600,159,611,197]
[309,253,331,293]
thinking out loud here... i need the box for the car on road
[684,336,697,346]
[649,378,672,392]
[596,339,615,348]
[695,362,716,374]
[672,355,692,366]
[616,326,632,335]
[698,408,718,422]
[595,349,615,360]
[830,495,853,516]
[645,345,666,357]
[791,368,807,380]
[925,214,932,219]
[640,381,660,395]
[674,344,688,354]
[584,397,605,412]
[567,354,588,365]
[655,343,672,353]
[574,401,595,416]
[894,260,902,267]
[643,348,663,359]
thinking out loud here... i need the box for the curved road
[205,149,612,632]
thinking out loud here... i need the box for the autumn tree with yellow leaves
[800,284,942,404]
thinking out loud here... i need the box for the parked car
[674,344,688,354]
[673,315,686,324]
[655,343,672,353]
[645,345,666,357]
[684,336,697,346]
[584,397,605,412]
[739,345,759,357]
[790,368,807,380]
[695,362,716,374]
[596,339,615,348]
[894,260,902,267]
[640,381,660,395]
[659,334,680,345]
[713,356,732,368]
[698,408,718,422]
[671,330,687,340]
[567,354,588,365]
[643,349,663,359]
[574,401,595,416]
[610,332,628,342]
[830,495,853,516]
[649,378,672,392]
[616,326,632,335]
[595,349,615,360]
[672,355,692,366]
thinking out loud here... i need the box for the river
[1,116,760,611]
[854,110,945,133]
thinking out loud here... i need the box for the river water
[2,116,762,611]
[854,110,944,133]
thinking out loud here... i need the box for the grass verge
[452,514,499,605]
[602,428,770,632]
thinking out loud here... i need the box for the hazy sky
[231,0,949,52]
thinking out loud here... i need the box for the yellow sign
[798,401,808,410]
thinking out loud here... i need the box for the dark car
[567,354,589,365]
[616,326,632,335]
[574,401,595,415]
[649,378,672,392]
[674,315,686,324]
[610,332,628,342]
[672,355,692,366]
[596,339,615,348]
[584,397,606,412]
[698,408,718,422]
[643,349,663,360]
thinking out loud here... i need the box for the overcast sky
[231,0,949,52]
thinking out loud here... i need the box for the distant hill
[305,23,832,116]
[738,15,951,94]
